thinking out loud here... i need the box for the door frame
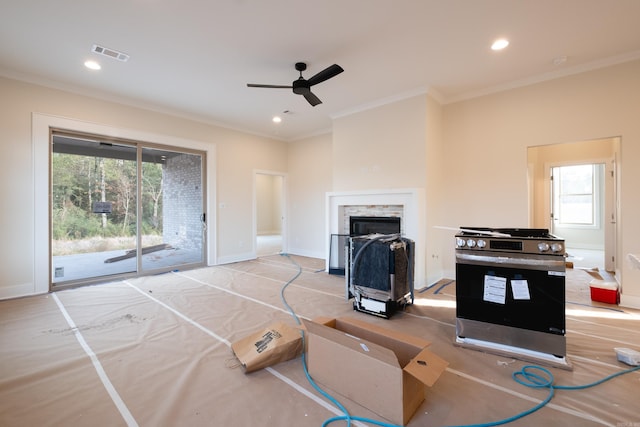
[253,169,287,256]
[528,137,620,274]
[549,161,610,269]
[33,113,217,294]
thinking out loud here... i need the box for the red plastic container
[589,280,619,304]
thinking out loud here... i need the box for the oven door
[455,251,566,336]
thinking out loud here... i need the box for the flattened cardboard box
[231,321,302,373]
[304,316,448,426]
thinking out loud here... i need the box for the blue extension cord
[278,253,640,427]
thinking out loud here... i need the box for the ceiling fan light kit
[247,62,344,106]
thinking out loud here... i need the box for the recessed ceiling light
[491,39,509,51]
[272,116,282,123]
[84,60,101,70]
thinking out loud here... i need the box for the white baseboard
[620,293,640,310]
[257,231,281,236]
[0,282,46,300]
[283,247,324,259]
[216,252,256,265]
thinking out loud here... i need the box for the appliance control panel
[455,237,564,255]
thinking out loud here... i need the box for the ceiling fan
[247,62,344,106]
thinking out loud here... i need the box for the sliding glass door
[140,147,204,271]
[51,132,205,287]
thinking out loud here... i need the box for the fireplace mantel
[325,188,426,288]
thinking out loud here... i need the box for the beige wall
[424,94,446,282]
[442,60,640,307]
[332,95,427,191]
[288,101,440,274]
[528,138,616,249]
[0,76,286,298]
[3,58,640,307]
[286,133,333,259]
[215,136,287,264]
[331,94,446,286]
[256,174,283,235]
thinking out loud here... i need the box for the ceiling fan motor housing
[292,79,310,94]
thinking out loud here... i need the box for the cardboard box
[304,316,448,426]
[589,279,619,304]
[231,321,303,373]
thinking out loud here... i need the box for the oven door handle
[456,252,566,272]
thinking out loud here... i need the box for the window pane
[559,165,593,194]
[141,148,204,271]
[559,194,593,224]
[557,164,594,225]
[51,139,138,283]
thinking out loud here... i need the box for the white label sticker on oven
[511,279,531,300]
[483,275,507,304]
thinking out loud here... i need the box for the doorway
[527,137,619,273]
[254,172,285,257]
[550,163,606,270]
[51,132,206,287]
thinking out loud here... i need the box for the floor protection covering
[0,255,639,427]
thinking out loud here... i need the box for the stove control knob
[456,238,466,247]
[477,239,487,248]
[551,243,564,253]
[466,239,477,248]
[538,242,550,252]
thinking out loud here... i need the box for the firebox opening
[349,216,401,236]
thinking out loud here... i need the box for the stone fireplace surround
[325,188,426,288]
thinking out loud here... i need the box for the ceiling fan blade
[247,84,292,89]
[303,91,322,106]
[307,64,344,86]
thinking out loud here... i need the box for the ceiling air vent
[91,44,129,62]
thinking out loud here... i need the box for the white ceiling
[2,0,640,141]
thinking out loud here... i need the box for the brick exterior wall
[162,154,203,251]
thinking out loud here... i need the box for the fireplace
[326,188,426,288]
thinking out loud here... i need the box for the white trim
[216,253,256,265]
[620,294,640,310]
[445,49,640,104]
[286,247,325,260]
[331,87,429,119]
[32,113,217,296]
[0,283,48,300]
